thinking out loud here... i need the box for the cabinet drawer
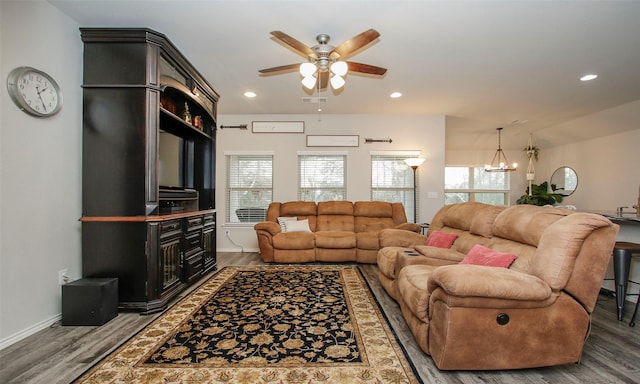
[184,231,202,254]
[183,252,203,284]
[160,220,182,238]
[186,216,203,231]
[203,214,215,227]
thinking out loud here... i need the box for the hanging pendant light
[485,127,518,172]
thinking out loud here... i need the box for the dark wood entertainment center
[80,28,219,314]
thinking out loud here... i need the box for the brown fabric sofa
[254,201,420,263]
[377,202,619,370]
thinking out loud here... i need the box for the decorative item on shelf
[516,181,563,206]
[181,102,192,125]
[485,127,517,172]
[193,116,202,129]
[404,157,426,223]
[160,94,176,114]
[364,138,393,144]
[524,133,539,194]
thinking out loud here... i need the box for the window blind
[371,154,418,222]
[226,154,273,223]
[298,154,346,202]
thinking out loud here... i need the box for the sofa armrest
[379,228,427,248]
[427,265,552,301]
[254,221,282,236]
[393,222,421,233]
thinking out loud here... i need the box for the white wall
[539,128,640,298]
[0,1,83,347]
[216,114,446,251]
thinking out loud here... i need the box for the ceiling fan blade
[259,63,301,75]
[347,62,387,76]
[318,71,329,90]
[330,29,381,60]
[270,31,316,58]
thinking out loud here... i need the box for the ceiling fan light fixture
[301,75,317,90]
[300,62,317,77]
[330,74,345,89]
[330,61,348,77]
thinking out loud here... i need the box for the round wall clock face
[6,66,63,117]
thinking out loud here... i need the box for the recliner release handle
[496,313,510,325]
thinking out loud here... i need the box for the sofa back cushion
[278,201,318,231]
[492,205,573,247]
[354,201,397,233]
[531,213,616,290]
[316,201,355,232]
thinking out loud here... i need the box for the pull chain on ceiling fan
[259,29,387,90]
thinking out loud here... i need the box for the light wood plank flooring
[1,252,638,383]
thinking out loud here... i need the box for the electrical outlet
[58,269,68,285]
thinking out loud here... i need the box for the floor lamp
[404,158,425,223]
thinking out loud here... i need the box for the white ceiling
[49,0,640,150]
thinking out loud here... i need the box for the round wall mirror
[550,166,578,196]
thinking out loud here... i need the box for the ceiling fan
[259,29,387,90]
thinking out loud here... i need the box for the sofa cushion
[469,205,505,237]
[279,201,318,231]
[315,231,356,248]
[414,245,467,265]
[492,205,571,247]
[460,244,517,268]
[356,231,380,250]
[272,232,315,249]
[425,231,458,248]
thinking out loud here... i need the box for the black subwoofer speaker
[62,277,118,326]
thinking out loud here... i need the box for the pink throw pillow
[460,244,517,268]
[425,231,459,248]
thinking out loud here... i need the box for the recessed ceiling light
[390,92,402,98]
[243,91,257,98]
[580,74,598,81]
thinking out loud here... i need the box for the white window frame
[370,150,421,222]
[444,166,511,206]
[225,151,274,224]
[297,151,347,202]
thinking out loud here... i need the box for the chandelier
[485,127,518,172]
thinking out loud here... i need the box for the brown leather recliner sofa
[254,200,420,263]
[377,202,619,370]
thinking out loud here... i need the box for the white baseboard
[217,247,259,253]
[0,313,61,350]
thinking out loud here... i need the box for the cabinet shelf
[160,108,212,140]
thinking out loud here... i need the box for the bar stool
[630,286,640,327]
[612,241,640,321]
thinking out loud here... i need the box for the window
[298,153,346,202]
[226,153,273,223]
[371,152,420,222]
[444,166,510,206]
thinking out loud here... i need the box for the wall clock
[6,66,63,117]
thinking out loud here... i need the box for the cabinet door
[203,214,216,272]
[159,220,182,293]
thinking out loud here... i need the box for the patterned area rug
[74,265,421,383]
